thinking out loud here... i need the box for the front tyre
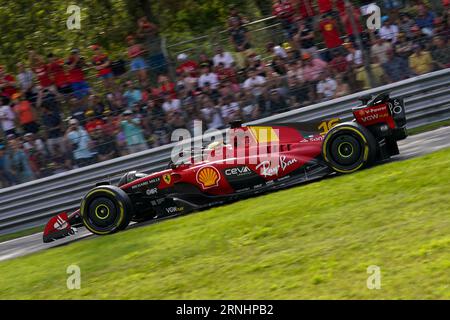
[322,123,377,174]
[80,186,133,235]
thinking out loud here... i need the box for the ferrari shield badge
[163,174,172,184]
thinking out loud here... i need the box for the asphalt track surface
[1,126,449,262]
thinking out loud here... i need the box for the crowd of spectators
[0,0,449,188]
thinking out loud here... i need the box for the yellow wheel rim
[94,204,110,220]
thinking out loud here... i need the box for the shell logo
[196,166,221,189]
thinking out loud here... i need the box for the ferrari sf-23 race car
[43,92,407,243]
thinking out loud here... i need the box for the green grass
[0,226,43,244]
[0,148,449,299]
[408,119,450,136]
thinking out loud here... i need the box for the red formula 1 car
[43,93,408,243]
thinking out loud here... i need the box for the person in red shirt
[84,109,105,134]
[152,74,176,99]
[91,45,114,90]
[328,49,349,75]
[66,48,90,99]
[272,0,297,38]
[176,53,199,77]
[47,53,71,96]
[319,13,343,51]
[29,52,54,90]
[339,3,363,37]
[297,0,315,19]
[0,65,17,98]
[215,62,238,84]
[317,0,333,14]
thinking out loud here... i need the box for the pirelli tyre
[322,123,377,174]
[80,185,133,235]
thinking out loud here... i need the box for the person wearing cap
[12,92,39,134]
[66,48,90,99]
[126,34,148,85]
[379,16,400,43]
[267,42,288,59]
[85,109,105,134]
[409,24,429,49]
[90,45,114,89]
[301,53,327,102]
[120,110,148,154]
[175,53,199,77]
[65,118,96,168]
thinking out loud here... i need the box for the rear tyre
[322,123,377,174]
[80,186,133,235]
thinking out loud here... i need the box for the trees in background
[0,0,270,70]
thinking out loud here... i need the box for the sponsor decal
[300,135,324,143]
[388,99,403,115]
[162,174,172,184]
[146,188,158,196]
[256,156,298,177]
[196,166,221,189]
[54,215,68,230]
[132,181,149,189]
[224,166,252,177]
[166,206,184,214]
